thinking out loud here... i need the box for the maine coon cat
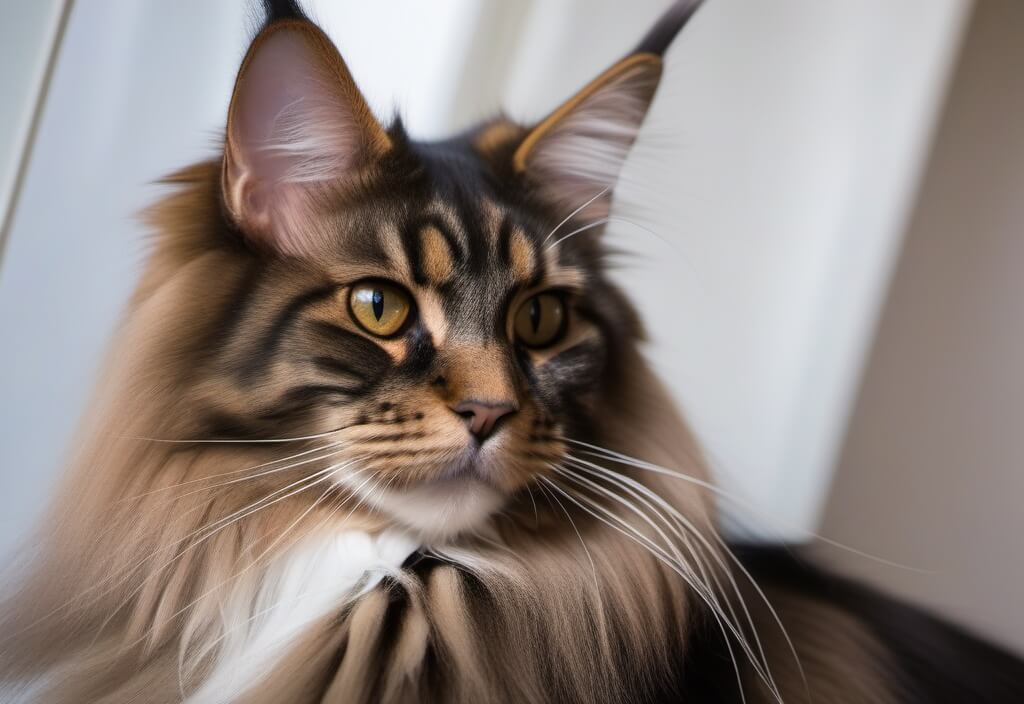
[3,1,1024,702]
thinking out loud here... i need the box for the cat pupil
[372,289,384,321]
[530,298,541,333]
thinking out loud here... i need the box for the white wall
[820,0,1024,655]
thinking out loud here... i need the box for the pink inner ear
[226,28,361,254]
[235,31,357,185]
[524,62,660,222]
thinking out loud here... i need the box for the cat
[2,0,1023,702]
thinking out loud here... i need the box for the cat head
[148,1,700,541]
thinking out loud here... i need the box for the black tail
[633,0,704,57]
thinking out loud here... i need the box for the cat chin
[340,473,506,543]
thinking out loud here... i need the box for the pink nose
[452,401,517,442]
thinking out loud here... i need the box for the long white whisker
[565,448,806,698]
[563,442,901,699]
[528,480,606,650]
[546,218,611,250]
[119,441,348,503]
[182,467,383,677]
[94,459,363,646]
[541,187,610,245]
[172,477,340,686]
[567,439,929,573]
[564,458,776,702]
[160,465,374,656]
[539,473,780,702]
[21,447,354,642]
[549,464,741,693]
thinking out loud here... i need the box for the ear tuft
[513,55,662,220]
[223,20,388,255]
[261,0,307,24]
[632,0,703,56]
[513,0,703,222]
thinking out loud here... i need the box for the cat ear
[223,16,390,255]
[513,0,702,221]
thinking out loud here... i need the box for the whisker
[339,470,397,526]
[91,459,364,646]
[566,438,930,573]
[48,446,358,634]
[546,217,611,250]
[541,187,611,246]
[563,457,780,701]
[1,446,343,640]
[545,214,687,255]
[535,479,604,608]
[181,466,383,677]
[155,465,375,656]
[563,446,808,697]
[118,441,348,503]
[539,473,779,702]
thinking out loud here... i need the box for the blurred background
[1,0,1021,653]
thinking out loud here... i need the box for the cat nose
[451,401,517,442]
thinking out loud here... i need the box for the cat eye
[513,292,567,349]
[348,280,413,338]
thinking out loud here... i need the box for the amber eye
[514,293,567,348]
[349,281,413,337]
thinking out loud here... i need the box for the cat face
[196,139,642,537]
[180,13,666,538]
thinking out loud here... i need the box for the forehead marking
[399,214,463,286]
[508,229,536,281]
[419,225,455,285]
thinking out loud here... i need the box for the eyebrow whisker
[541,187,610,246]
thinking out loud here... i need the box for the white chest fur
[186,529,418,704]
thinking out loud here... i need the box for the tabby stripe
[311,355,366,380]
[308,321,392,381]
[239,285,338,381]
[449,186,488,274]
[211,261,263,349]
[279,384,367,407]
[497,214,514,267]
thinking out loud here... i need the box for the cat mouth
[330,441,518,538]
[435,441,508,484]
[430,451,488,485]
[345,462,507,539]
